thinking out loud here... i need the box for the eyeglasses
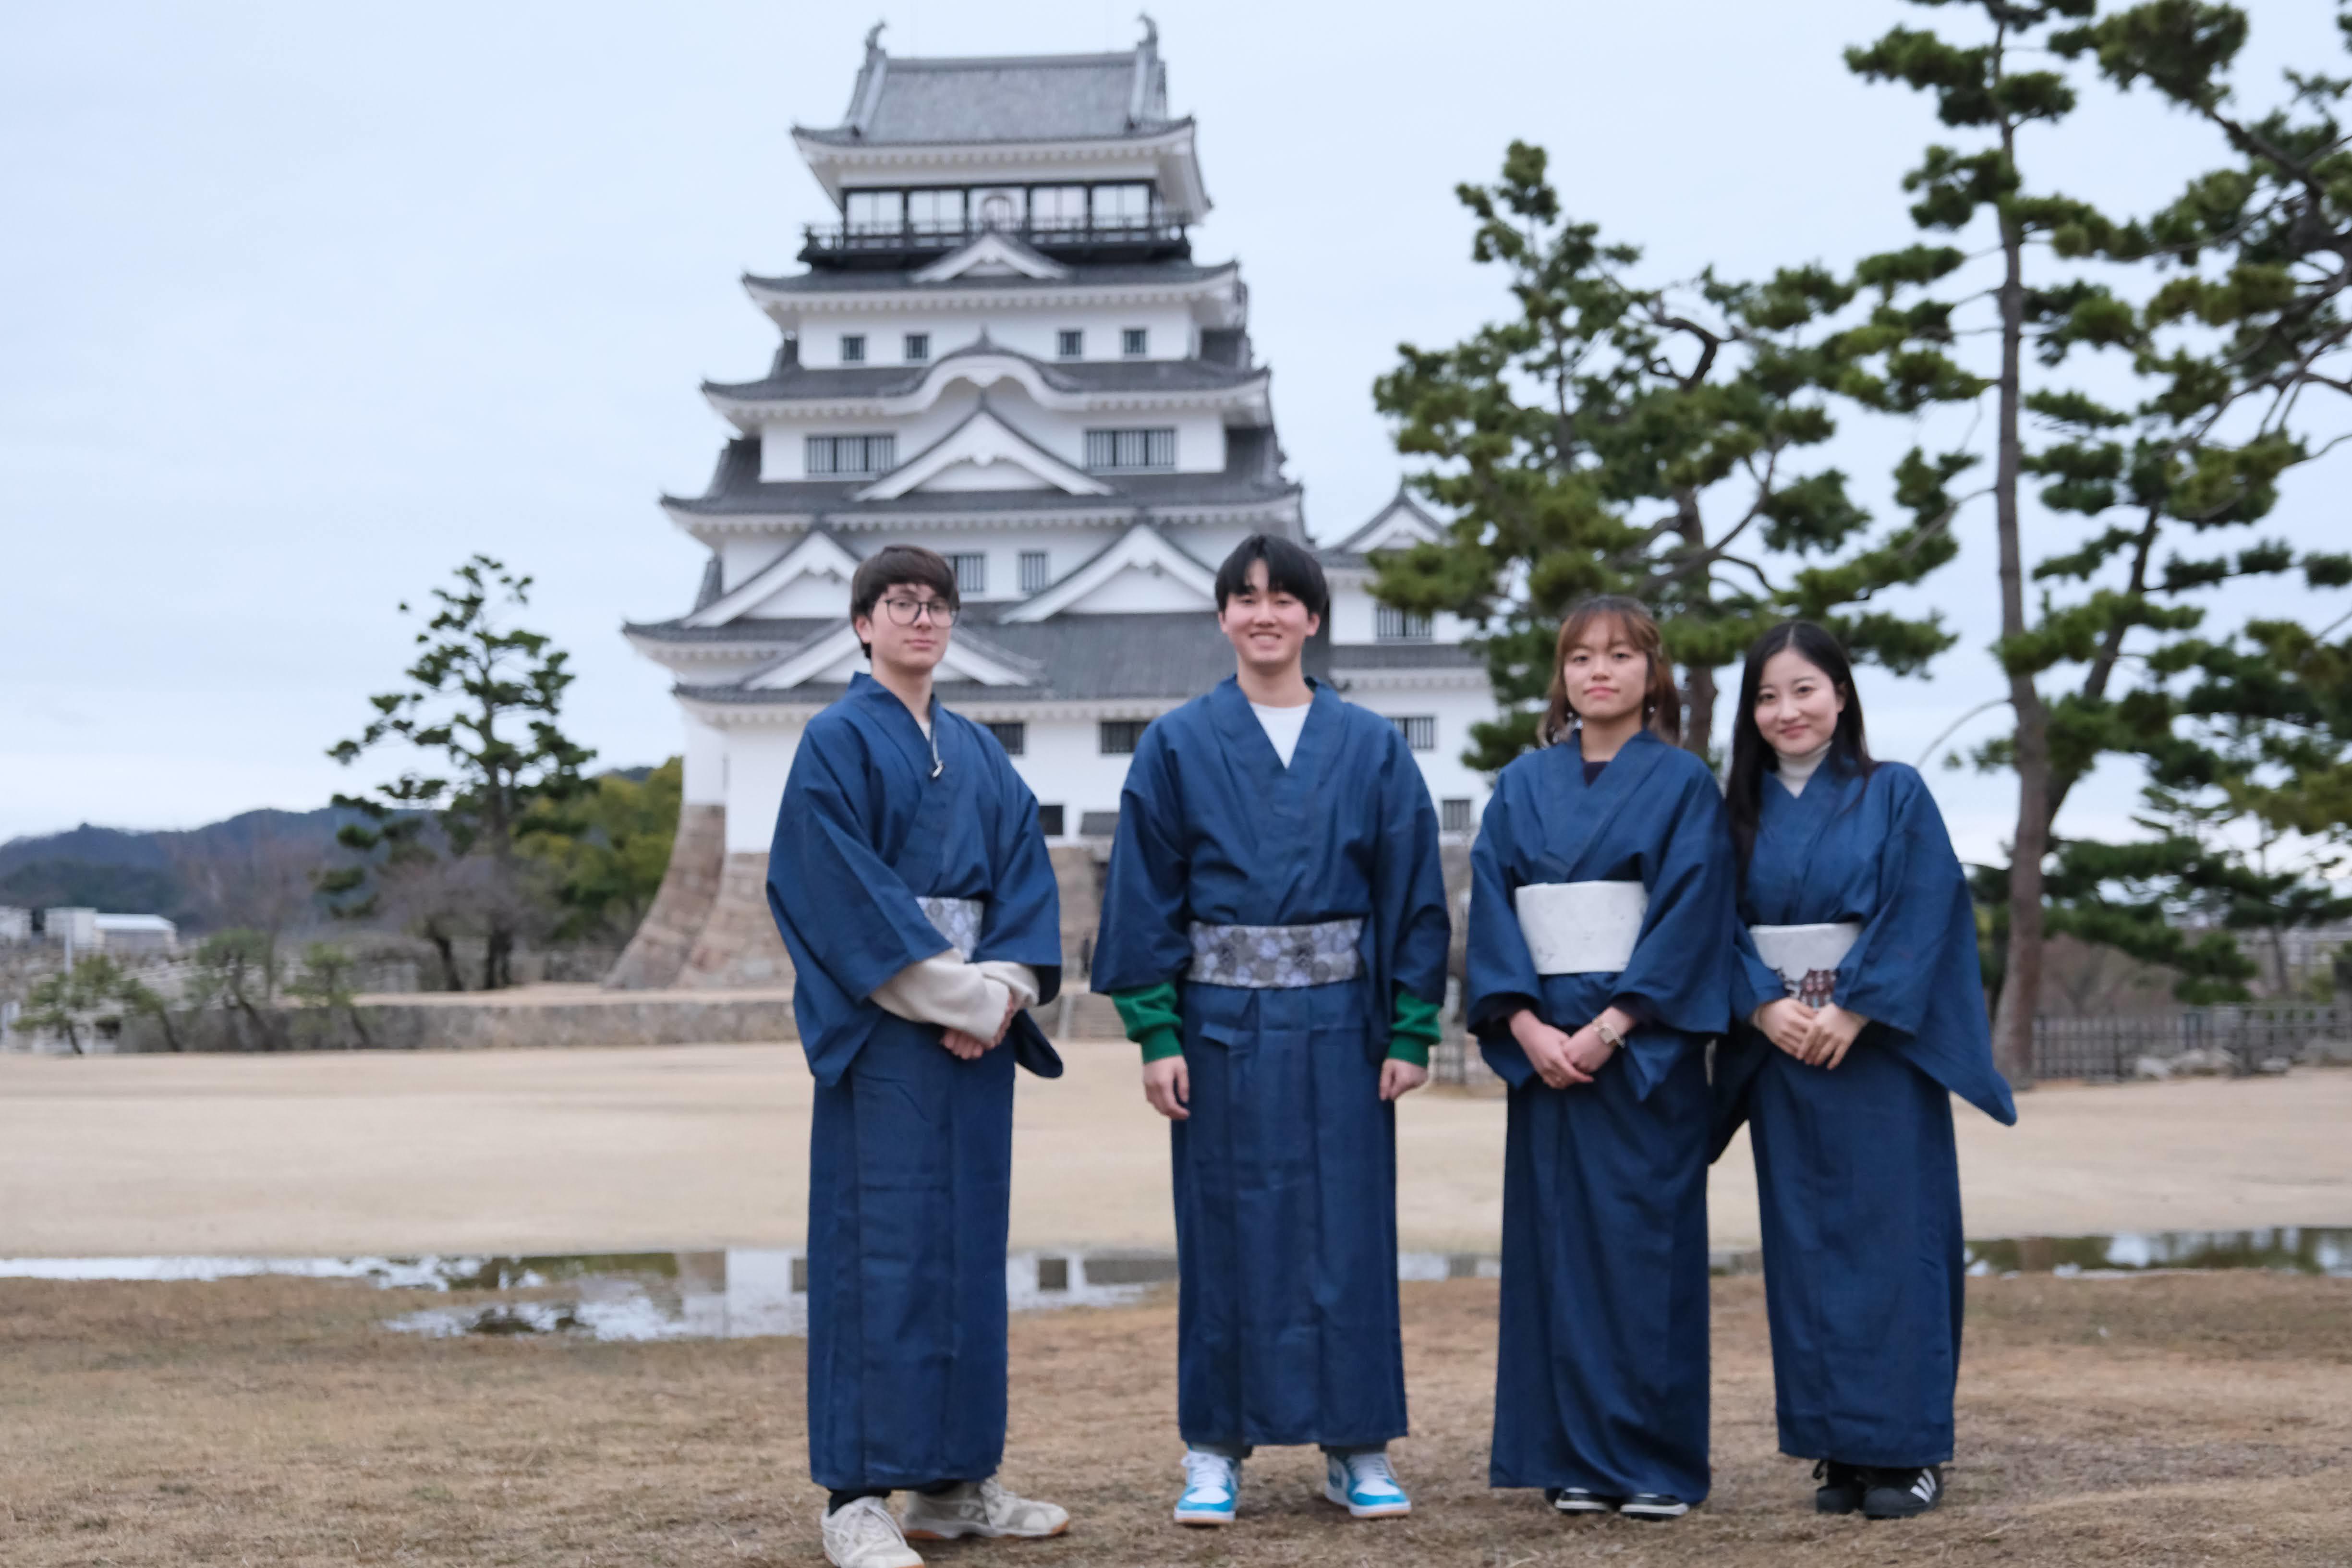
[878,596,956,627]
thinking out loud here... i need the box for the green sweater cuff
[1112,983,1184,1063]
[1387,989,1443,1067]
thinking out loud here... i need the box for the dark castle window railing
[802,215,1192,267]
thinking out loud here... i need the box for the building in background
[92,913,178,957]
[38,908,177,958]
[0,907,29,945]
[612,24,1491,992]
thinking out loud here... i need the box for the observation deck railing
[800,216,1192,267]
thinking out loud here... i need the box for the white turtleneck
[1773,739,1834,797]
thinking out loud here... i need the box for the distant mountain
[0,770,664,930]
[0,806,367,929]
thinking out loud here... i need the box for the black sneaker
[1814,1459,1864,1515]
[1618,1494,1689,1521]
[1544,1487,1614,1514]
[1862,1465,1943,1520]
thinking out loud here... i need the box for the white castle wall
[799,304,1204,370]
[756,389,1231,486]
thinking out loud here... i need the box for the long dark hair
[1727,620,1875,870]
[1539,595,1683,747]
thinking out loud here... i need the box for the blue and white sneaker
[1321,1450,1412,1519]
[1173,1449,1240,1526]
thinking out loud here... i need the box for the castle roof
[661,429,1300,531]
[796,33,1173,148]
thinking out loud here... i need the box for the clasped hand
[1754,997,1863,1069]
[941,991,1021,1061]
[1509,1008,1620,1091]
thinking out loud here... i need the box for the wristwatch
[1593,1018,1624,1052]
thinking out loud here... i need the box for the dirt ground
[0,1270,2346,1567]
[0,1045,2348,1257]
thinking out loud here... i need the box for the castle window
[907,188,963,232]
[844,190,904,232]
[839,334,866,364]
[806,434,895,476]
[903,332,930,363]
[1441,797,1474,834]
[1092,182,1154,224]
[1122,327,1148,358]
[1057,329,1084,360]
[986,722,1026,756]
[1393,716,1437,752]
[1376,605,1433,642]
[1037,804,1066,837]
[1084,428,1176,471]
[949,553,988,595]
[1019,550,1051,593]
[1031,185,1088,230]
[1100,720,1147,755]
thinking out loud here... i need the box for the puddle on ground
[1963,1227,2352,1279]
[1,1229,2340,1343]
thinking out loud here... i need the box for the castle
[610,23,1492,993]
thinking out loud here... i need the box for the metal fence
[2032,1006,2349,1082]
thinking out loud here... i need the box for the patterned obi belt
[918,896,986,962]
[1748,922,1863,1009]
[1513,880,1648,975]
[1186,918,1365,989]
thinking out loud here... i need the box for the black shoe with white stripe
[1814,1459,1864,1515]
[1544,1487,1614,1515]
[1618,1493,1690,1521]
[1862,1465,1942,1520]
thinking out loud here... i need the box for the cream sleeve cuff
[870,952,1039,1038]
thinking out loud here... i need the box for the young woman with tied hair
[1712,620,2016,1523]
[1466,596,1738,1522]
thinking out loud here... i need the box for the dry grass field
[2,1269,2348,1568]
[2,1045,2349,1256]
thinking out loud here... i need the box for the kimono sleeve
[975,738,1067,1079]
[1730,923,1787,1022]
[1465,773,1542,1044]
[1836,766,2017,1125]
[766,720,957,1086]
[1611,761,1738,1041]
[1090,722,1193,994]
[974,739,1063,1002]
[1372,723,1451,1009]
[1835,768,1970,1037]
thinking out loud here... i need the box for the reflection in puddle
[2,1229,2342,1344]
[1964,1227,2352,1279]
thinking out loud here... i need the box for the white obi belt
[1749,921,1864,1006]
[1514,881,1649,975]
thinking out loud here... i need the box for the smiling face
[1557,614,1649,728]
[852,581,954,682]
[1753,646,1846,758]
[1217,558,1321,678]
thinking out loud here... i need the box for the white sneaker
[900,1478,1070,1541]
[1321,1450,1412,1519]
[1174,1449,1241,1525]
[822,1496,923,1568]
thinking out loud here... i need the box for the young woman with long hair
[1465,596,1737,1521]
[1714,620,2016,1522]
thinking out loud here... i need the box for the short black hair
[849,544,959,658]
[1213,534,1329,621]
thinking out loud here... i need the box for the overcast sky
[4,0,2343,863]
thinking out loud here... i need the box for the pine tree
[1371,142,1966,766]
[323,556,594,990]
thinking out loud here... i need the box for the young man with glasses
[765,544,1068,1568]
[1090,534,1452,1528]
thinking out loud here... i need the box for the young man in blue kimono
[766,544,1069,1568]
[1091,534,1452,1528]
